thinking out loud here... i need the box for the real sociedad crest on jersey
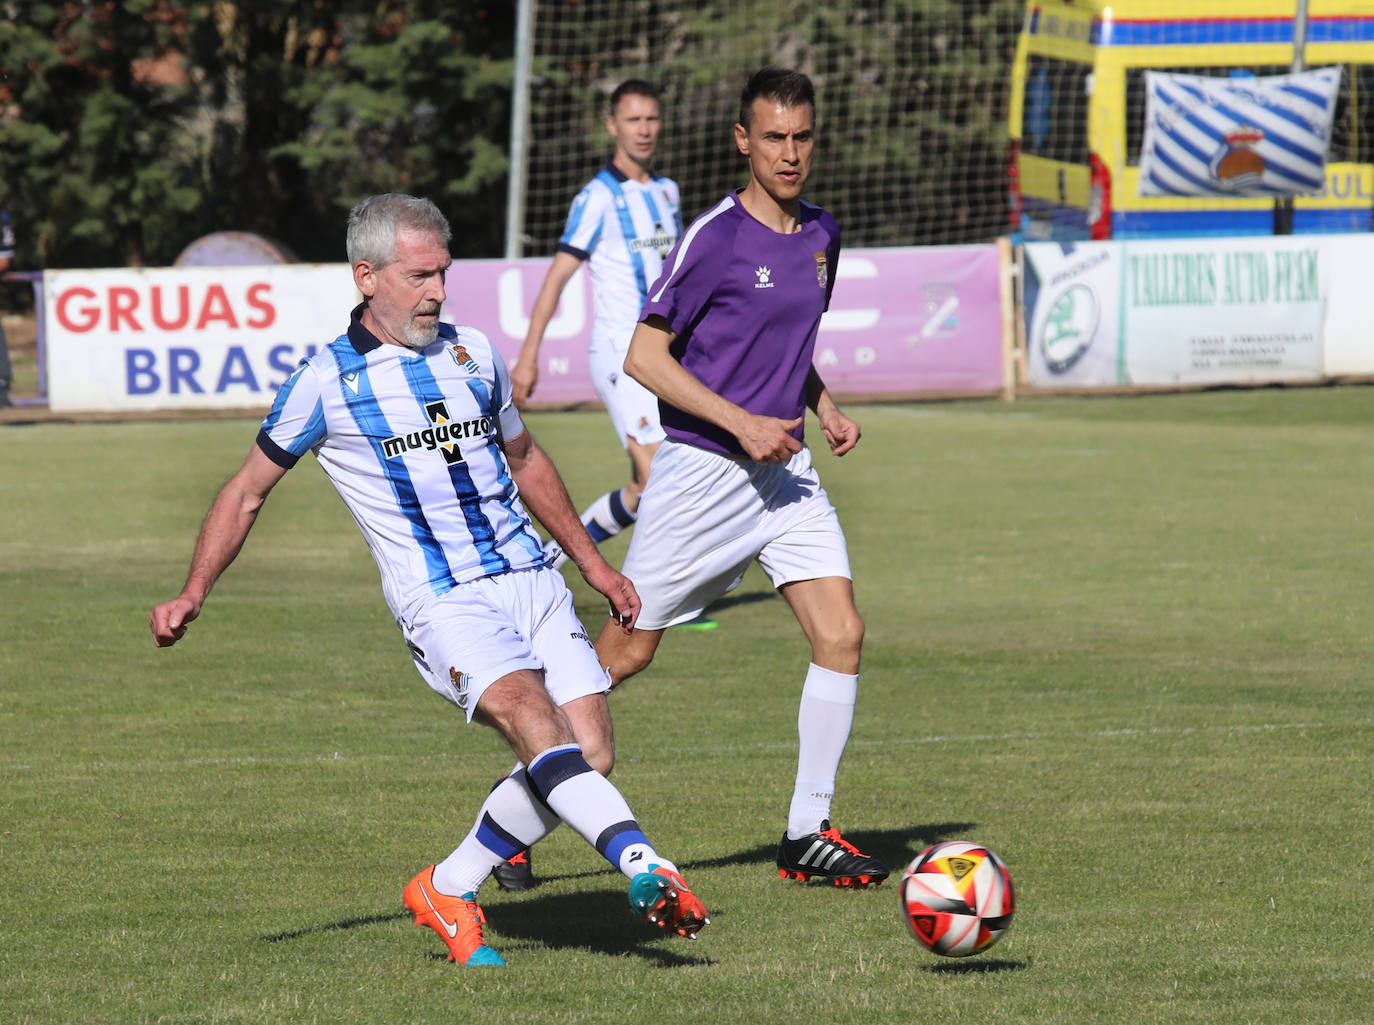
[814,252,828,287]
[448,667,472,709]
[449,343,479,373]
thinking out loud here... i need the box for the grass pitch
[3,389,1373,1024]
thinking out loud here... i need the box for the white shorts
[622,440,852,630]
[397,567,610,721]
[589,344,666,449]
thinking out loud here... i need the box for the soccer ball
[900,841,1015,957]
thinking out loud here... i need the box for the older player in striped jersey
[149,193,707,966]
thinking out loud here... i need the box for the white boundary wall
[34,234,1374,413]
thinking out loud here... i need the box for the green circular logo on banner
[1040,283,1099,374]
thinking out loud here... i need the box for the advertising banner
[1316,234,1374,378]
[1120,238,1324,386]
[449,244,1005,403]
[1024,237,1327,389]
[44,265,357,412]
[44,246,1008,413]
[816,244,1005,397]
[1023,242,1123,388]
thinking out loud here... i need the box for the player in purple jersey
[594,68,889,888]
[149,194,708,965]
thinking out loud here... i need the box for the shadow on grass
[261,892,712,967]
[259,822,976,966]
[697,590,778,614]
[687,821,980,875]
[262,912,408,943]
[926,958,1027,975]
[483,886,713,966]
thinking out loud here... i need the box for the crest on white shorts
[449,666,472,708]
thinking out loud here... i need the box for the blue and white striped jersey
[559,164,682,353]
[257,308,546,617]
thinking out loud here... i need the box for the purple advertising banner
[442,244,1006,405]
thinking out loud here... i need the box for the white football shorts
[622,440,852,630]
[589,343,666,449]
[398,566,610,721]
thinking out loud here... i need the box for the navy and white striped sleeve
[557,181,607,261]
[257,362,327,468]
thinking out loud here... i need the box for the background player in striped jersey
[502,78,710,891]
[593,68,890,889]
[511,80,687,574]
[148,193,707,966]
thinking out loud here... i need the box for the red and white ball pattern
[900,841,1015,957]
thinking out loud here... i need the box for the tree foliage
[0,1,514,271]
[520,0,1025,253]
[186,1,515,261]
[0,0,1021,278]
[1,1,200,268]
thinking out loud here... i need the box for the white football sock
[526,743,673,878]
[787,663,859,839]
[432,769,560,896]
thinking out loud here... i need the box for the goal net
[515,0,1024,257]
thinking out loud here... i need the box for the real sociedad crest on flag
[1138,67,1342,199]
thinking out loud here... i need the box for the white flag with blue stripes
[1138,67,1342,198]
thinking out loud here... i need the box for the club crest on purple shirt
[814,252,828,287]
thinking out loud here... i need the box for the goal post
[510,0,1025,258]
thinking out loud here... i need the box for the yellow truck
[1008,0,1374,239]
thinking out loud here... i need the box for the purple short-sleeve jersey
[640,191,840,456]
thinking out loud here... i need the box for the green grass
[4,388,1374,1024]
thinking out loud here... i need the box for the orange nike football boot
[403,866,505,966]
[627,864,711,938]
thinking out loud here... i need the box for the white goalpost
[507,0,1024,258]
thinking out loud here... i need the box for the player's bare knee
[581,737,616,776]
[612,643,655,685]
[476,671,574,762]
[565,694,616,775]
[846,609,866,651]
[810,609,864,668]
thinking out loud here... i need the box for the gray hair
[346,194,451,269]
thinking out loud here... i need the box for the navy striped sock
[581,489,637,544]
[526,743,663,877]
